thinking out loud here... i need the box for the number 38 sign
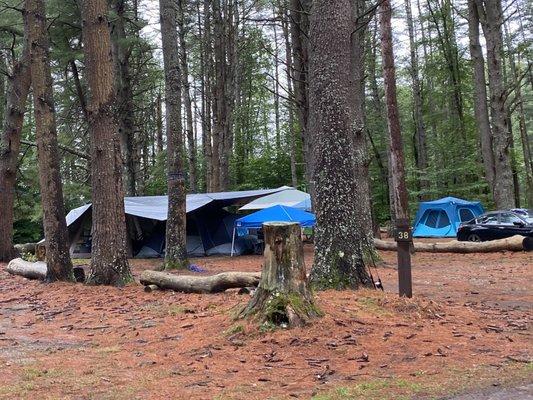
[394,225,412,242]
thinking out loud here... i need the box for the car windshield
[499,212,526,225]
[479,214,499,225]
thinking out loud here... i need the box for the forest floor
[0,244,531,400]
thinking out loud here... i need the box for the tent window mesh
[436,211,450,228]
[424,209,450,228]
[425,210,440,228]
[459,208,475,222]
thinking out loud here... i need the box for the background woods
[0,0,531,248]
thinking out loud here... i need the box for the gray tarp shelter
[238,189,312,211]
[65,187,290,258]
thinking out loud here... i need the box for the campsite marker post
[394,219,412,298]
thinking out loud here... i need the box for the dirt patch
[0,245,531,399]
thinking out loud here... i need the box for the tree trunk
[0,49,5,124]
[374,235,533,253]
[280,3,298,188]
[239,222,320,327]
[156,91,163,153]
[160,0,187,270]
[352,0,375,251]
[25,0,73,282]
[140,270,261,293]
[111,0,137,196]
[273,8,281,153]
[289,0,312,197]
[308,0,373,290]
[467,0,496,194]
[178,0,197,193]
[503,20,533,207]
[69,59,89,122]
[81,0,132,286]
[380,0,410,224]
[481,0,515,209]
[405,0,429,199]
[210,0,224,192]
[201,0,213,191]
[0,40,30,262]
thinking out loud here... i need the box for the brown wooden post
[394,218,412,297]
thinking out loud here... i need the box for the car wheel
[467,233,482,242]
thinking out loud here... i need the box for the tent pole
[231,227,236,257]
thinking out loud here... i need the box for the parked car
[457,211,533,242]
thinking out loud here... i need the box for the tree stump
[238,222,321,327]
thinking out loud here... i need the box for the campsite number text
[394,228,412,242]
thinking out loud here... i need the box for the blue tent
[235,205,316,228]
[413,196,484,237]
[231,205,316,255]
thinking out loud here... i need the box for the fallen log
[6,258,86,282]
[6,258,47,280]
[374,235,533,253]
[13,243,37,255]
[140,270,262,294]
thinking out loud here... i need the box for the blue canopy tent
[413,196,484,237]
[231,205,316,256]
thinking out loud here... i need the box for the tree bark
[160,0,187,269]
[140,270,261,293]
[480,0,515,208]
[374,235,533,253]
[380,0,410,225]
[0,40,30,262]
[467,0,496,194]
[0,49,5,123]
[178,0,197,193]
[308,0,372,290]
[25,0,74,281]
[111,0,137,196]
[81,0,132,286]
[238,222,320,327]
